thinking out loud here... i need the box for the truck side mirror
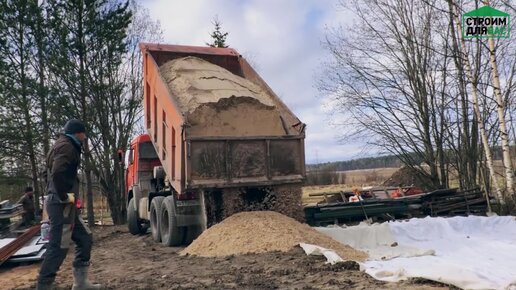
[128,148,134,164]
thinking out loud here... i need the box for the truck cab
[125,134,160,205]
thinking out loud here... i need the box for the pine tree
[45,0,132,225]
[206,16,229,48]
[0,0,44,212]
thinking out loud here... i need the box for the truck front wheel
[150,196,165,242]
[127,198,146,235]
[160,196,184,246]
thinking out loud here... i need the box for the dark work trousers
[20,211,35,227]
[38,193,93,284]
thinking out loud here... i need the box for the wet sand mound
[188,96,286,137]
[160,56,275,113]
[181,211,367,261]
[160,56,286,137]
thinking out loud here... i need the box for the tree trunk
[486,30,515,197]
[25,105,40,214]
[108,162,127,225]
[35,4,49,209]
[107,185,127,225]
[115,160,127,224]
[17,6,41,214]
[447,0,480,191]
[84,149,95,226]
[449,0,504,204]
[77,0,95,226]
[35,4,50,160]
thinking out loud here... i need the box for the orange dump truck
[126,43,306,246]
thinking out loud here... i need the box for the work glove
[61,193,75,204]
[63,193,76,220]
[67,193,75,204]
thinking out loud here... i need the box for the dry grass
[343,167,399,185]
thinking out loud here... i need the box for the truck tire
[127,198,146,235]
[150,196,165,242]
[183,225,203,245]
[160,196,184,246]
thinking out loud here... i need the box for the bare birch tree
[319,0,456,190]
[321,0,515,199]
[483,0,515,197]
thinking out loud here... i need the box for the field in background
[341,167,399,185]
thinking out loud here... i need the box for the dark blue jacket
[46,134,81,201]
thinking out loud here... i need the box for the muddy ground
[1,226,452,290]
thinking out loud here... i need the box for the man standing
[37,119,101,290]
[17,186,35,226]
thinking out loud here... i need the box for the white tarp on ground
[299,243,345,265]
[312,216,516,290]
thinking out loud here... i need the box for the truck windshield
[139,142,158,159]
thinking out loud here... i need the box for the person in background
[349,188,363,203]
[391,184,404,198]
[18,186,36,226]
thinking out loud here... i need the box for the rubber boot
[71,266,101,290]
[36,281,54,290]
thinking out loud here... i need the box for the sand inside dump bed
[188,96,286,137]
[182,211,367,261]
[160,56,275,113]
[160,56,287,137]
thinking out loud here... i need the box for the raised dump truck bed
[141,43,305,192]
[126,43,306,246]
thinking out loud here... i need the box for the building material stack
[304,187,492,225]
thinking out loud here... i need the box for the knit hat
[64,119,86,134]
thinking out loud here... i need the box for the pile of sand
[160,56,275,113]
[160,56,286,137]
[181,211,368,261]
[187,96,286,137]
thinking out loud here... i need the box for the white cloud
[140,0,360,163]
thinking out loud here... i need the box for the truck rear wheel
[183,225,203,245]
[127,198,146,235]
[150,196,165,242]
[160,196,184,246]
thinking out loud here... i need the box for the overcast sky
[140,0,361,164]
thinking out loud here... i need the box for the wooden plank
[0,225,40,265]
[433,198,486,214]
